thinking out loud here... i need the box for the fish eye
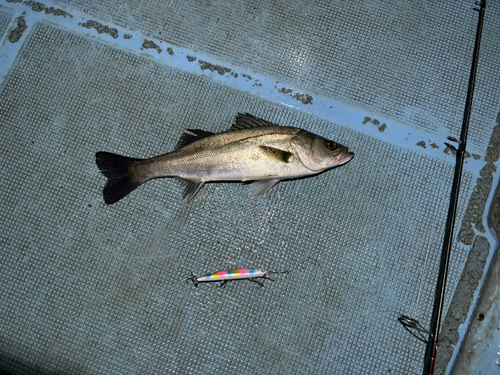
[261,269,266,273]
[327,141,337,150]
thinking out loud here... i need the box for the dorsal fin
[228,113,278,131]
[187,129,215,138]
[175,129,215,150]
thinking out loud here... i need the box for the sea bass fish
[95,113,354,204]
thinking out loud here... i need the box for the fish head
[292,132,354,172]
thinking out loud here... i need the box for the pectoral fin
[177,178,205,202]
[259,146,293,163]
[250,179,280,196]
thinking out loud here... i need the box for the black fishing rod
[422,1,486,374]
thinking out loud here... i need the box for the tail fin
[95,151,143,204]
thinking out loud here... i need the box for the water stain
[142,40,162,54]
[199,60,231,75]
[8,16,27,43]
[79,20,118,39]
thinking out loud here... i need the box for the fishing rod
[421,1,486,374]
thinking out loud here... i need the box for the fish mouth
[331,150,354,166]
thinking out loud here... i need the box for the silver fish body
[96,113,354,204]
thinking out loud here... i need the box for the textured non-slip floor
[0,10,12,35]
[52,0,500,150]
[0,1,499,374]
[0,21,471,374]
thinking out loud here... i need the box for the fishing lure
[187,268,289,288]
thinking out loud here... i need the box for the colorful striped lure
[187,268,289,287]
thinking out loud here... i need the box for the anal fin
[177,178,205,202]
[250,179,280,197]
